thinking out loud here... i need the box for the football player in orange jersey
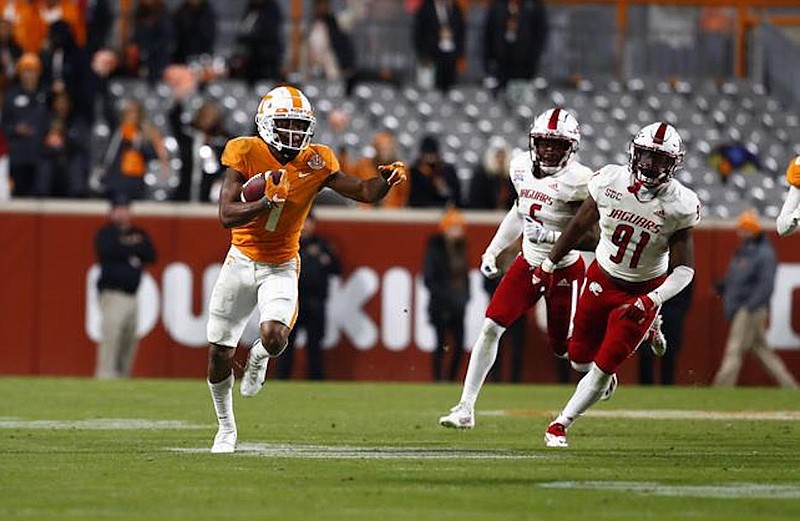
[206,85,406,453]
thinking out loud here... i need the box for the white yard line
[538,481,800,499]
[0,417,207,430]
[170,443,545,459]
[483,409,800,421]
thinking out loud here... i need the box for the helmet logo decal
[547,108,561,130]
[653,123,667,145]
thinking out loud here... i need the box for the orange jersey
[221,137,339,263]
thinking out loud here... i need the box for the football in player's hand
[240,173,266,202]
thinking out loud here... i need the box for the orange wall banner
[1,203,799,386]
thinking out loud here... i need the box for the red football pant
[486,255,585,357]
[568,260,665,373]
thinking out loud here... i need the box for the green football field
[1,378,798,521]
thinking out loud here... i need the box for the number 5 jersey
[509,152,593,268]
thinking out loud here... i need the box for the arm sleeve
[776,186,800,236]
[648,265,695,306]
[484,206,522,257]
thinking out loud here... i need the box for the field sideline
[1,378,798,520]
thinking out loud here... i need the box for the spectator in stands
[38,90,89,197]
[409,134,461,207]
[94,192,156,379]
[352,130,409,208]
[466,136,514,210]
[35,0,86,49]
[168,95,229,202]
[230,0,284,83]
[128,0,172,83]
[172,0,216,64]
[1,1,37,54]
[86,0,113,54]
[92,99,170,201]
[40,20,92,120]
[483,0,548,92]
[0,19,22,80]
[709,142,760,184]
[301,0,357,95]
[412,0,465,92]
[424,208,470,381]
[0,128,9,200]
[712,209,798,388]
[638,280,693,385]
[277,212,341,380]
[2,53,48,197]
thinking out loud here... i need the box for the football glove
[620,295,658,325]
[480,253,500,279]
[265,169,289,205]
[378,161,407,187]
[523,216,560,244]
[531,258,556,296]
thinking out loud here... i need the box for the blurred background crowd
[0,0,797,221]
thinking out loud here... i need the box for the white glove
[480,253,500,279]
[523,216,560,244]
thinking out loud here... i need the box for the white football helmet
[629,122,684,189]
[255,85,316,152]
[529,107,581,175]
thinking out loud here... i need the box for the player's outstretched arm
[546,196,600,265]
[777,185,800,236]
[218,168,271,228]
[326,163,407,203]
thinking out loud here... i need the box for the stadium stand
[100,74,800,220]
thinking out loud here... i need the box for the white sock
[459,318,506,410]
[554,364,612,428]
[208,373,236,431]
[251,339,269,359]
[571,361,592,373]
[253,338,286,359]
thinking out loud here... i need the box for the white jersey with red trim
[589,164,701,282]
[509,152,593,268]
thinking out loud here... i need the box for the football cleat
[438,402,475,429]
[211,426,237,454]
[600,373,618,402]
[648,315,668,357]
[240,340,269,397]
[544,422,568,447]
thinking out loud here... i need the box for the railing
[277,0,800,84]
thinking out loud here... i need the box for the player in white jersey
[439,107,597,429]
[776,155,800,236]
[532,122,700,447]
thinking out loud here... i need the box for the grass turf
[0,378,798,520]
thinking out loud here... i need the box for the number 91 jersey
[589,164,701,282]
[509,152,593,268]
